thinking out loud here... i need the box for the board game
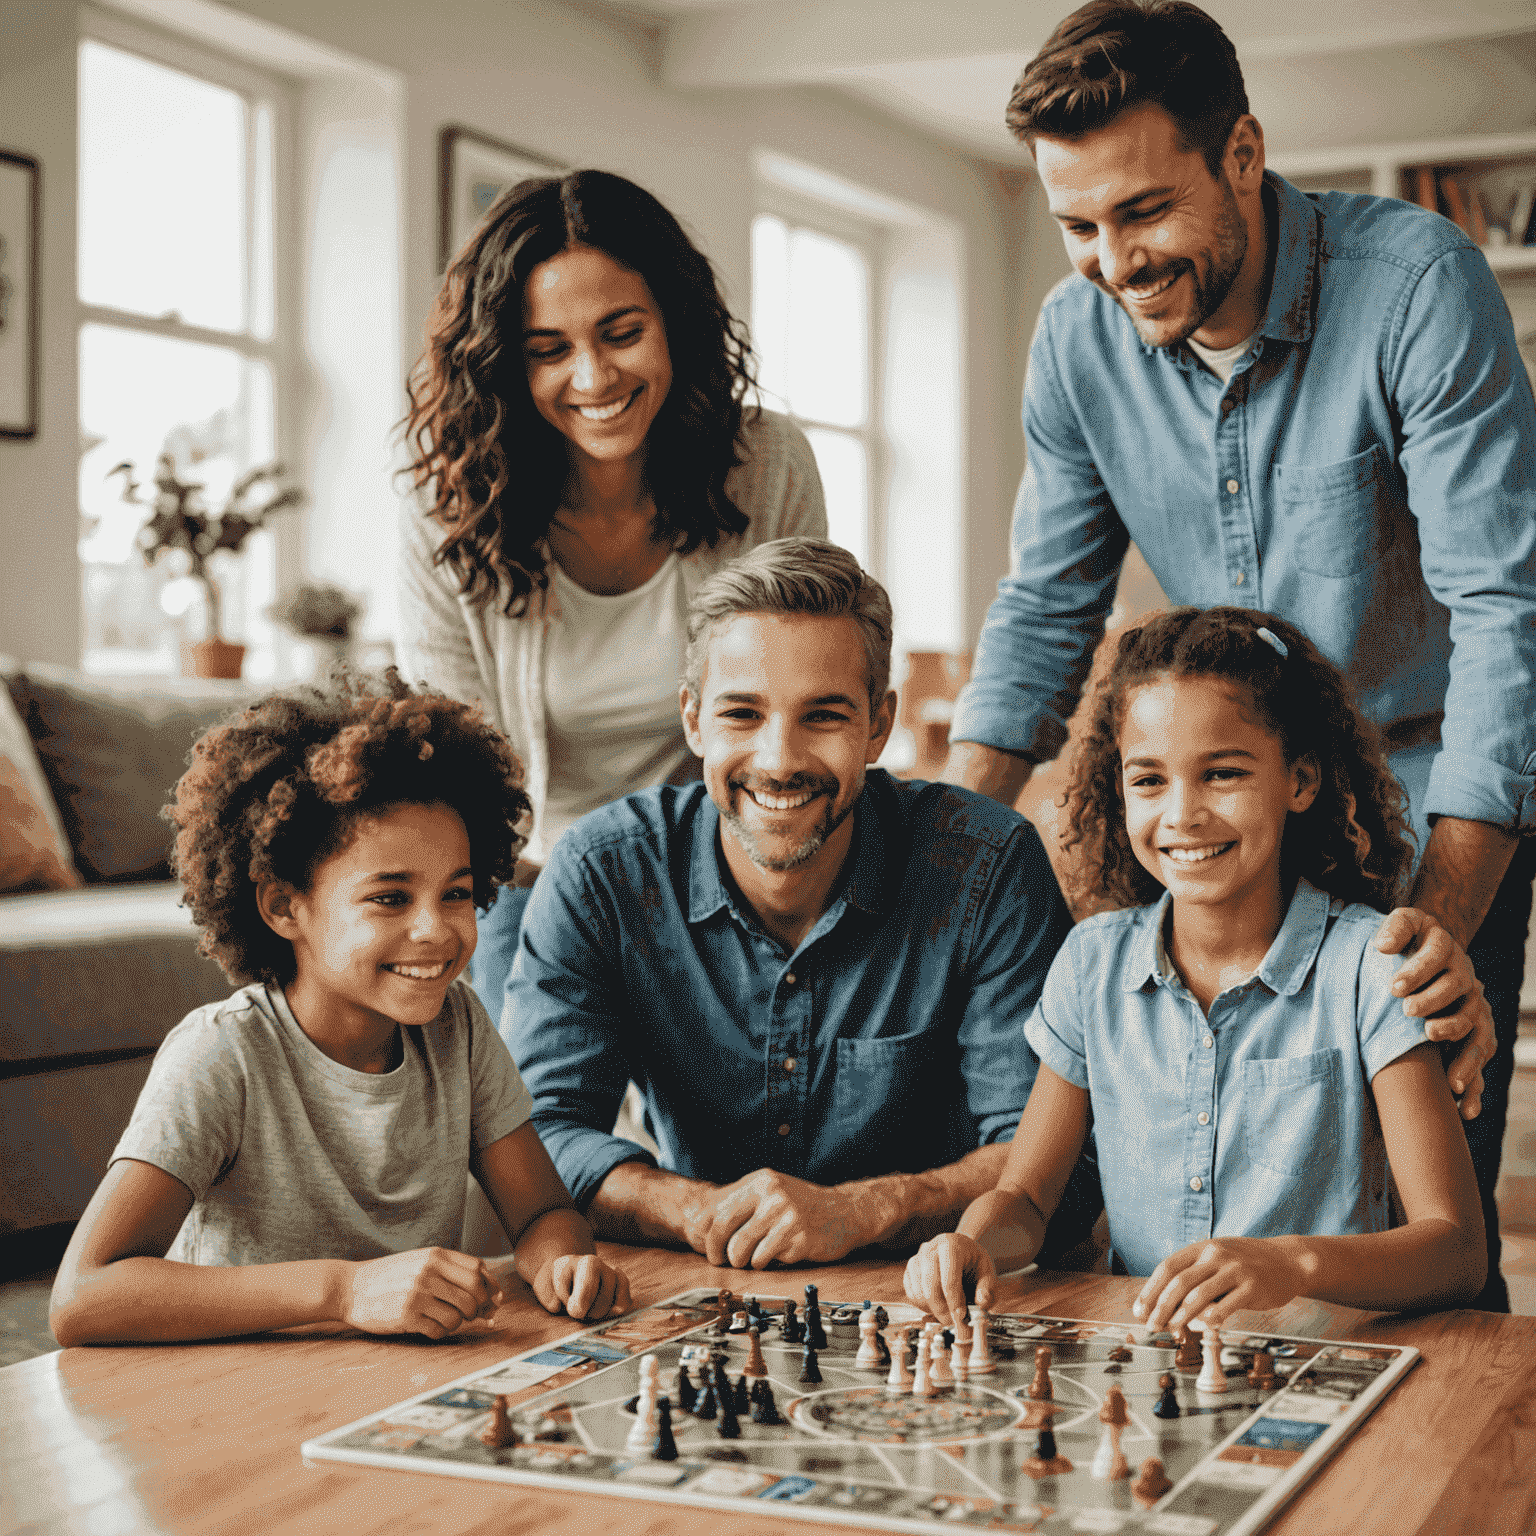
[301,1287,1418,1536]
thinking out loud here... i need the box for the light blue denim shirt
[953,173,1536,841]
[1023,880,1430,1279]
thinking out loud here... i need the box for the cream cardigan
[396,409,827,858]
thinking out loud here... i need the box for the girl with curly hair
[50,671,629,1347]
[905,607,1485,1331]
[397,169,826,1024]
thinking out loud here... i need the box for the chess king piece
[652,1397,678,1461]
[885,1327,914,1391]
[1091,1384,1131,1480]
[480,1394,517,1449]
[798,1339,822,1385]
[1153,1371,1181,1419]
[1195,1323,1228,1393]
[1028,1345,1054,1401]
[968,1307,996,1375]
[1133,1456,1173,1506]
[1021,1422,1073,1479]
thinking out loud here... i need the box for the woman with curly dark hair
[397,169,826,1021]
[49,670,630,1347]
[905,607,1485,1332]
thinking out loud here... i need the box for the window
[77,19,290,675]
[751,209,877,569]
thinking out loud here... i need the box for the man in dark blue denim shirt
[506,539,1079,1270]
[944,2,1533,1308]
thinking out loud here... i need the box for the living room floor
[4,1029,1535,1365]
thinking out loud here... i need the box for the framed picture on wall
[438,126,563,272]
[0,149,39,440]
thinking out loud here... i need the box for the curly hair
[1061,607,1415,913]
[163,668,529,985]
[402,169,756,616]
[1006,1,1248,176]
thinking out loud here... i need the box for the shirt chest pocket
[1272,445,1403,577]
[834,1029,941,1130]
[1238,1048,1341,1177]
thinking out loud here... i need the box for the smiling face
[1034,102,1264,350]
[1118,674,1318,921]
[521,244,673,474]
[682,612,895,878]
[266,801,478,1046]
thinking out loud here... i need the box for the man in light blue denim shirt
[945,1,1535,1310]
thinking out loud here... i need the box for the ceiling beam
[663,0,1536,88]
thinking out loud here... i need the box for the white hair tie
[1255,627,1288,658]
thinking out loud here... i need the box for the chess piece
[718,1383,741,1439]
[930,1330,954,1385]
[1133,1456,1173,1506]
[952,1333,969,1384]
[744,1327,767,1379]
[798,1339,822,1384]
[480,1394,517,1449]
[626,1356,661,1453]
[874,1304,889,1331]
[714,1291,734,1336]
[855,1307,883,1370]
[1028,1345,1054,1401]
[729,1310,750,1334]
[885,1327,914,1391]
[695,1378,718,1419]
[674,1362,697,1414]
[1248,1349,1278,1390]
[744,1294,762,1324]
[1174,1323,1202,1371]
[804,1285,827,1352]
[653,1397,677,1461]
[1153,1371,1181,1419]
[1195,1324,1228,1394]
[1021,1422,1073,1479]
[913,1335,935,1398]
[968,1307,996,1375]
[1091,1384,1131,1480]
[734,1374,750,1413]
[751,1380,784,1426]
[780,1299,803,1344]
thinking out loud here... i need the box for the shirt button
[1233,571,1245,586]
[784,973,796,986]
[1221,397,1235,413]
[1226,478,1240,494]
[777,1123,791,1137]
[1203,1035,1214,1049]
[1190,1177,1203,1192]
[783,1057,796,1072]
[1198,1112,1210,1125]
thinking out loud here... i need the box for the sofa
[0,658,257,1243]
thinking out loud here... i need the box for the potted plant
[109,455,304,679]
[266,581,365,676]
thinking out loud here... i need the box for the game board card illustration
[302,1288,1418,1536]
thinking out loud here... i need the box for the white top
[541,553,692,857]
[112,980,532,1266]
[1186,328,1258,384]
[396,409,827,860]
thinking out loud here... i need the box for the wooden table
[3,1244,1533,1535]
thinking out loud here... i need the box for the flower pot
[183,638,247,680]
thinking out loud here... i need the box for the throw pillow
[0,754,82,892]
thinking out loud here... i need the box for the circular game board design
[790,1386,1025,1444]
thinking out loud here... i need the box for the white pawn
[968,1307,996,1376]
[952,1336,969,1384]
[855,1307,883,1370]
[885,1327,914,1392]
[626,1355,661,1452]
[1194,1322,1228,1394]
[913,1334,936,1397]
[930,1330,954,1385]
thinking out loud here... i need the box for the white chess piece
[885,1327,914,1391]
[855,1308,883,1370]
[626,1355,661,1452]
[929,1330,954,1385]
[952,1336,969,1384]
[1090,1424,1118,1479]
[913,1335,935,1397]
[1194,1322,1228,1394]
[967,1307,996,1375]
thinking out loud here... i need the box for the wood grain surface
[2,1244,1532,1535]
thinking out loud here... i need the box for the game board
[301,1288,1417,1536]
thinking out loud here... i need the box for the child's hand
[903,1233,997,1327]
[533,1253,631,1320]
[342,1247,503,1338]
[1132,1237,1309,1332]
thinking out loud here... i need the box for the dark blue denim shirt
[505,772,1072,1210]
[952,172,1536,842]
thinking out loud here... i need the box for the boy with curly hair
[50,670,629,1346]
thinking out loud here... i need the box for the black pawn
[734,1374,751,1414]
[696,1379,718,1419]
[1153,1372,1181,1420]
[675,1364,697,1413]
[751,1380,784,1426]
[717,1385,741,1439]
[653,1397,677,1461]
[799,1340,822,1384]
[781,1300,803,1344]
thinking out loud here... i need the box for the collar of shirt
[685,780,889,940]
[1124,877,1336,999]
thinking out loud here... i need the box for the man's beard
[720,774,854,873]
[1103,172,1248,347]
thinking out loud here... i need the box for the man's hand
[903,1232,997,1327]
[341,1247,502,1338]
[1132,1236,1310,1333]
[1374,907,1492,1119]
[532,1253,630,1320]
[684,1169,875,1269]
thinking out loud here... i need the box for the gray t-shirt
[112,980,533,1266]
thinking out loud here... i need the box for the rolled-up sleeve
[503,843,656,1210]
[1394,248,1536,831]
[958,821,1076,1143]
[950,303,1130,763]
[1022,937,1091,1092]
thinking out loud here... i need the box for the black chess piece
[717,1385,741,1439]
[876,1330,891,1368]
[675,1364,697,1414]
[781,1299,803,1344]
[805,1302,827,1352]
[751,1380,784,1426]
[653,1397,677,1461]
[1153,1372,1181,1419]
[696,1379,718,1419]
[1036,1425,1061,1460]
[734,1374,750,1414]
[874,1304,889,1331]
[799,1339,822,1384]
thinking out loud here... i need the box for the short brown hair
[1007,1,1248,176]
[683,537,893,709]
